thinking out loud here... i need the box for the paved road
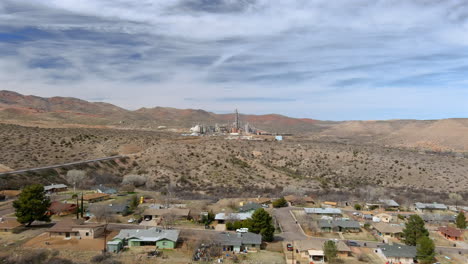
[273,207,308,241]
[0,201,14,217]
[0,155,125,176]
[273,206,468,256]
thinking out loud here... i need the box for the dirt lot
[23,231,118,251]
[343,229,377,241]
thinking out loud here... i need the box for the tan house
[143,208,191,220]
[0,218,22,232]
[83,193,110,203]
[372,222,403,241]
[0,190,21,200]
[374,213,392,223]
[295,239,351,262]
[47,219,104,239]
[322,201,338,207]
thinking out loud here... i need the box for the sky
[0,0,467,121]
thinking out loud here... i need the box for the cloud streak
[0,0,467,120]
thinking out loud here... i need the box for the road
[273,206,468,256]
[0,155,125,176]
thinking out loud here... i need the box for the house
[0,190,21,201]
[215,212,253,224]
[284,195,301,206]
[304,208,342,216]
[375,244,416,264]
[47,201,78,216]
[322,201,338,208]
[421,213,456,224]
[318,220,361,233]
[438,226,463,241]
[379,199,400,209]
[295,239,351,262]
[374,213,392,223]
[414,202,447,212]
[83,193,110,203]
[0,218,22,232]
[47,219,105,239]
[44,184,68,193]
[95,185,117,195]
[107,228,180,252]
[215,231,262,253]
[372,222,403,240]
[239,202,261,213]
[143,208,191,220]
[248,197,272,205]
[88,203,129,215]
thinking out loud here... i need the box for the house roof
[304,208,342,215]
[295,239,351,253]
[239,202,261,212]
[0,190,21,197]
[284,195,300,202]
[421,214,456,222]
[323,201,337,206]
[0,218,22,229]
[380,244,416,258]
[372,222,403,234]
[379,199,399,207]
[88,203,128,214]
[48,219,104,233]
[48,201,77,214]
[415,202,447,210]
[248,197,271,204]
[438,226,462,238]
[113,228,180,242]
[143,208,190,217]
[215,232,262,246]
[215,211,253,221]
[375,213,392,218]
[83,193,110,201]
[318,220,360,229]
[44,184,68,191]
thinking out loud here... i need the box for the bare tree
[89,204,114,223]
[66,170,87,190]
[121,174,147,187]
[161,212,177,229]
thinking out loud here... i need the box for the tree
[250,208,275,242]
[416,236,435,264]
[13,184,51,226]
[66,170,86,189]
[129,195,139,211]
[272,197,288,208]
[354,204,362,210]
[456,211,467,229]
[402,215,429,246]
[323,240,338,263]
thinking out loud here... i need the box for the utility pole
[80,192,84,218]
[291,240,294,264]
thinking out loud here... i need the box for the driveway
[273,207,307,241]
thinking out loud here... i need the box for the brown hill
[0,90,323,133]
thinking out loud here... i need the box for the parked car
[127,218,135,223]
[347,241,360,247]
[236,228,248,233]
[287,243,293,251]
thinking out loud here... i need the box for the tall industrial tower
[234,109,240,130]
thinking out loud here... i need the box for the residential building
[0,218,22,232]
[304,208,342,216]
[379,199,400,209]
[44,184,68,193]
[414,202,447,212]
[47,219,105,239]
[375,244,416,264]
[83,193,110,203]
[0,190,21,201]
[88,203,129,215]
[215,211,253,224]
[295,239,351,262]
[107,228,180,252]
[372,222,403,240]
[47,201,78,216]
[421,213,456,224]
[143,208,191,220]
[248,197,272,205]
[95,185,117,195]
[318,220,361,233]
[438,226,463,241]
[215,231,262,253]
[374,213,392,223]
[322,201,338,207]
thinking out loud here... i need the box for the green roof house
[107,228,180,252]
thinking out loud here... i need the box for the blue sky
[0,0,467,120]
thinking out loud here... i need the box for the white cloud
[0,0,467,120]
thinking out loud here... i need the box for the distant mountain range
[0,90,467,152]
